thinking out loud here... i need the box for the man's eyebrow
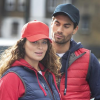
[64,23,71,25]
[54,19,71,25]
[55,20,60,23]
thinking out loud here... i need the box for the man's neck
[52,41,70,53]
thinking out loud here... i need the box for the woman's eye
[43,41,47,44]
[32,41,37,44]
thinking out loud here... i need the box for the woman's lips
[35,52,43,56]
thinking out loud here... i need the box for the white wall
[1,17,25,39]
[30,0,46,19]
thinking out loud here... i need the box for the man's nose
[57,26,63,33]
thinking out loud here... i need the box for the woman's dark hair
[0,38,26,77]
[40,40,61,76]
[0,38,61,78]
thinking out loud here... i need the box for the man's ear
[73,26,79,35]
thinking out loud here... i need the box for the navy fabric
[52,4,80,25]
[46,72,60,100]
[60,39,100,99]
[87,53,100,99]
[2,66,60,100]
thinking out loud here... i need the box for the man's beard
[52,32,72,44]
[54,34,71,44]
[55,38,70,44]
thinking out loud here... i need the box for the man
[51,3,100,100]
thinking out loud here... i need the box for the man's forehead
[53,16,73,24]
[55,14,72,20]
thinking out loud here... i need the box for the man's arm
[87,53,100,100]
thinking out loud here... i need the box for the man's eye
[55,23,59,26]
[64,25,69,28]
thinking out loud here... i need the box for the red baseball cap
[21,20,52,43]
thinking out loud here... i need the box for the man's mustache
[55,32,63,35]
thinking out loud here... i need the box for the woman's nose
[37,43,43,49]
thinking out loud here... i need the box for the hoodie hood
[60,39,83,95]
[62,39,83,59]
[11,59,45,71]
[11,59,47,96]
[61,39,83,72]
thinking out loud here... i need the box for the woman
[0,20,61,100]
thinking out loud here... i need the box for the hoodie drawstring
[36,72,47,96]
[64,51,71,95]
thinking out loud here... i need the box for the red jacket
[0,59,61,100]
[60,48,91,100]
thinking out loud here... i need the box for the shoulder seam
[86,50,91,82]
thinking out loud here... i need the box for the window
[47,0,72,12]
[11,22,18,36]
[81,15,90,31]
[95,4,100,14]
[5,0,16,11]
[17,0,26,11]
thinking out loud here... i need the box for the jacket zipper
[44,71,58,100]
[41,82,54,100]
[39,73,54,100]
[57,72,64,91]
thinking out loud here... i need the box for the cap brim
[26,34,52,43]
[52,12,76,24]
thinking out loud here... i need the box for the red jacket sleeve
[0,72,25,100]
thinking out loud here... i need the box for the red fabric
[21,21,52,43]
[0,72,25,100]
[0,59,46,100]
[60,48,91,100]
[0,59,61,100]
[50,72,62,100]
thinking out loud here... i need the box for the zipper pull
[64,88,67,95]
[42,83,48,91]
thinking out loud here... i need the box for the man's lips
[55,34,63,38]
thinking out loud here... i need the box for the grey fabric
[69,52,86,67]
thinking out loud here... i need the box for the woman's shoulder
[0,72,25,99]
[0,72,23,88]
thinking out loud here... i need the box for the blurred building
[72,0,100,58]
[0,0,30,39]
[0,0,100,58]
